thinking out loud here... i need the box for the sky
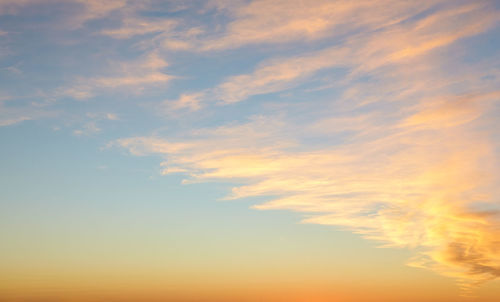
[0,0,500,301]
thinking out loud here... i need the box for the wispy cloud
[71,0,127,29]
[117,90,500,291]
[113,1,500,293]
[162,92,204,112]
[73,120,100,136]
[200,0,437,50]
[164,1,497,107]
[57,51,172,100]
[0,97,56,127]
[73,112,120,136]
[0,0,126,28]
[100,17,178,39]
[0,115,32,126]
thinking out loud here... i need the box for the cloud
[402,92,500,129]
[91,51,171,88]
[0,98,56,127]
[58,51,173,100]
[213,47,347,103]
[112,1,500,289]
[72,112,120,136]
[0,0,126,28]
[199,0,499,53]
[89,0,460,54]
[73,121,100,136]
[171,1,498,106]
[106,113,119,120]
[200,0,437,50]
[165,92,204,111]
[100,17,178,39]
[0,115,32,126]
[71,0,127,28]
[116,89,500,290]
[0,0,37,15]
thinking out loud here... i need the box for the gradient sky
[1,1,500,301]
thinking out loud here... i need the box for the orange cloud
[117,88,500,293]
[167,1,498,107]
[108,0,500,295]
[201,0,440,50]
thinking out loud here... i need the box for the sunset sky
[1,0,500,301]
